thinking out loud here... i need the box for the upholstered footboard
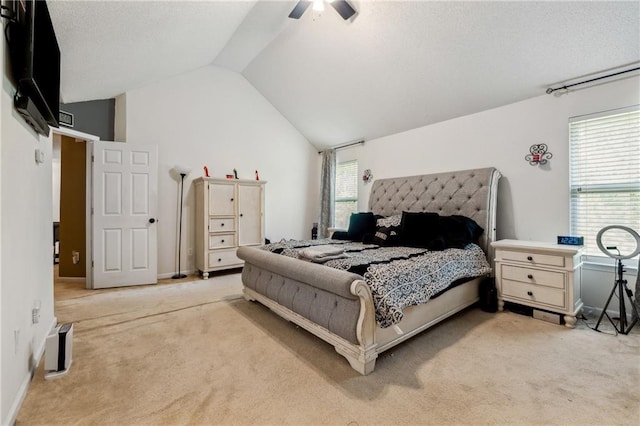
[237,246,379,374]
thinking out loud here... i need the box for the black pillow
[331,230,350,240]
[400,211,444,249]
[346,212,377,242]
[440,215,484,248]
[372,225,401,246]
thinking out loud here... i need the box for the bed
[237,167,501,374]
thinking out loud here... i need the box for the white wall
[342,76,640,313]
[122,65,320,277]
[1,40,56,424]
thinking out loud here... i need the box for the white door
[92,141,158,288]
[238,184,263,246]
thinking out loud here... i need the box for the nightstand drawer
[209,233,235,249]
[502,280,565,309]
[208,249,242,268]
[499,250,565,268]
[209,218,235,232]
[501,265,565,289]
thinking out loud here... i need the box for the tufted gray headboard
[368,167,501,260]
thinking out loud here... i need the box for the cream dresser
[491,239,583,328]
[194,178,265,278]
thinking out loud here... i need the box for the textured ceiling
[48,0,257,102]
[48,1,640,149]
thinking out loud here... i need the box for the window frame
[334,159,358,230]
[569,105,640,266]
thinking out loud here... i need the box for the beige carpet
[17,273,640,425]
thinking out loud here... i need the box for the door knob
[149,218,156,224]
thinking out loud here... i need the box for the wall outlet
[188,247,193,257]
[72,251,80,264]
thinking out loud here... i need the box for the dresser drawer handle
[527,256,533,261]
[527,274,533,279]
[527,291,533,296]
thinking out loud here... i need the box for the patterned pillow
[373,214,402,246]
[376,214,402,228]
[373,226,400,245]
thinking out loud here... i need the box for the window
[335,160,358,229]
[569,107,640,259]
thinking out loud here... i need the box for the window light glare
[313,0,324,12]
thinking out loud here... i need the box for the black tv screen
[11,0,60,136]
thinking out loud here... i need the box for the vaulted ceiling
[48,1,640,149]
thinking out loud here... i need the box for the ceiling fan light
[313,0,324,12]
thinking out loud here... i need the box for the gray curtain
[318,149,336,239]
[634,257,640,322]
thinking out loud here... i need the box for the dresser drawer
[501,265,565,289]
[209,218,235,232]
[499,250,565,268]
[209,233,235,249]
[502,280,566,309]
[208,249,242,269]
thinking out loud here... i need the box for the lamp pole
[172,171,188,279]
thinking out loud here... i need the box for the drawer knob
[240,213,244,217]
[527,291,533,296]
[527,256,533,261]
[527,274,533,279]
[221,239,225,243]
[230,198,234,202]
[218,258,222,262]
[221,223,225,227]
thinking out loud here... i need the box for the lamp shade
[174,165,191,176]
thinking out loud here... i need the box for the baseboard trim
[583,305,635,323]
[57,276,86,283]
[4,317,57,426]
[157,269,197,280]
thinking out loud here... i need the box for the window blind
[335,160,358,229]
[569,107,640,258]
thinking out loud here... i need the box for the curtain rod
[546,66,640,94]
[318,140,364,154]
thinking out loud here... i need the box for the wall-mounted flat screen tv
[9,0,60,137]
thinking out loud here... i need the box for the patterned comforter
[260,239,491,327]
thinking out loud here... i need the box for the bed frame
[238,167,501,374]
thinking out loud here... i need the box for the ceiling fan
[288,0,357,20]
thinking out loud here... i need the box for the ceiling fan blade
[330,0,357,20]
[288,1,312,19]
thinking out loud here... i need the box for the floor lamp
[172,165,191,279]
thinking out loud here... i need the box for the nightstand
[491,239,583,328]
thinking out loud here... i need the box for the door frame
[50,126,99,289]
